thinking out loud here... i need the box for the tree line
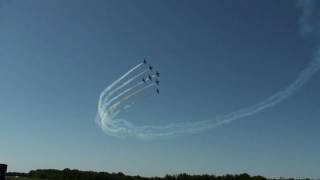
[6,169,313,180]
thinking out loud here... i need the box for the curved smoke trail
[97,1,320,139]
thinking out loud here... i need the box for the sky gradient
[0,0,320,179]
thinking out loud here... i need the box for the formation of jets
[142,59,160,94]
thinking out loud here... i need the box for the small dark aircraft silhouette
[142,78,146,83]
[155,79,160,85]
[143,59,147,64]
[149,66,153,71]
[156,89,160,94]
[148,75,153,81]
[156,71,160,77]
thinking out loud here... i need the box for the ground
[6,177,44,180]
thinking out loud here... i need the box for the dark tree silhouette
[6,169,312,180]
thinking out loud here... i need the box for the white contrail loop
[98,51,320,139]
[97,2,320,139]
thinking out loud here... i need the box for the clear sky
[0,0,320,179]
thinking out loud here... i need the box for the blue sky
[0,0,320,178]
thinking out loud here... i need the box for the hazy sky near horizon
[1,0,320,178]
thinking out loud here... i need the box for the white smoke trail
[105,69,149,100]
[103,75,155,110]
[99,52,320,139]
[103,82,144,108]
[97,1,320,139]
[109,83,156,113]
[98,63,143,114]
